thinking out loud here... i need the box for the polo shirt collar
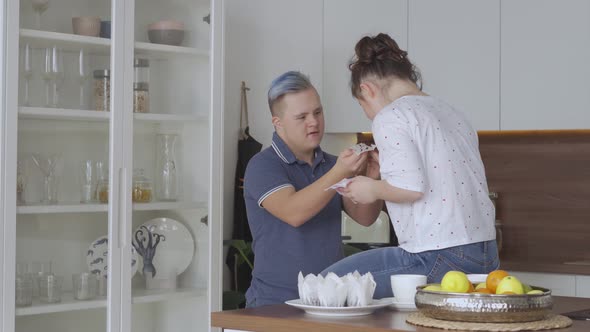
[271,132,325,166]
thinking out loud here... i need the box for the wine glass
[21,43,33,106]
[42,47,63,108]
[31,153,60,204]
[31,0,49,30]
[42,47,52,107]
[77,49,90,109]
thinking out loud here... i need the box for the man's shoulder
[246,146,286,174]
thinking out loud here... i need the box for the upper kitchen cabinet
[224,0,323,147]
[501,0,590,130]
[323,0,408,133]
[408,0,500,131]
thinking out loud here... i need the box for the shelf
[15,287,205,316]
[19,107,110,121]
[132,201,207,211]
[17,203,107,214]
[134,113,207,123]
[17,201,207,214]
[135,41,209,59]
[19,107,206,124]
[20,29,110,54]
[20,29,209,59]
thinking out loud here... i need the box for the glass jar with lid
[133,58,149,113]
[132,168,152,203]
[93,69,110,112]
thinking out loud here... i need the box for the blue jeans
[321,240,499,299]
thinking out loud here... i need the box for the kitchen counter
[502,260,590,276]
[211,296,590,332]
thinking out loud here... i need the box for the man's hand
[333,148,367,178]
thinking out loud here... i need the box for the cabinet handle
[118,167,129,248]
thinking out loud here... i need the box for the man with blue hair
[243,71,383,307]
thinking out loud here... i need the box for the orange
[467,282,475,293]
[474,288,493,294]
[486,270,509,293]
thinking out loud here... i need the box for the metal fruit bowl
[415,285,553,323]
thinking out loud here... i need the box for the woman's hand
[338,175,379,204]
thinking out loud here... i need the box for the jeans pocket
[428,254,467,283]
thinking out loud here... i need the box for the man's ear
[272,115,282,129]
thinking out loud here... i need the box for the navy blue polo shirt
[243,132,343,307]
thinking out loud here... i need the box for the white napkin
[297,271,376,307]
[317,272,348,307]
[298,272,321,306]
[324,178,352,191]
[344,271,376,307]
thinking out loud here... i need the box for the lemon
[527,290,544,295]
[522,283,533,293]
[423,284,443,292]
[441,271,471,293]
[495,276,524,295]
[475,282,487,290]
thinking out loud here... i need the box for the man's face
[273,88,324,156]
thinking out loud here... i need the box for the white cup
[390,274,427,302]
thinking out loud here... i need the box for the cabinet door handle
[118,167,129,248]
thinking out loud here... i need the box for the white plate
[388,297,417,311]
[285,298,392,316]
[467,274,488,284]
[134,217,194,277]
[87,235,139,277]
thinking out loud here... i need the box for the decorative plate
[285,298,392,317]
[86,235,139,277]
[134,217,194,277]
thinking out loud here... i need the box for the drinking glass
[77,49,90,109]
[80,160,95,203]
[38,274,63,303]
[42,47,52,107]
[50,47,64,108]
[15,274,33,307]
[31,153,60,204]
[31,0,49,29]
[21,43,33,106]
[17,160,26,205]
[73,272,98,300]
[156,134,179,201]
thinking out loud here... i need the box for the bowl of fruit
[415,270,552,323]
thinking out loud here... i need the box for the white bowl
[467,274,488,284]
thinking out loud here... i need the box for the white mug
[390,274,427,302]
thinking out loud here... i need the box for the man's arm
[262,150,366,227]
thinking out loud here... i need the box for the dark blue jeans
[321,240,499,298]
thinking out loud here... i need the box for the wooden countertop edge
[501,261,590,275]
[211,308,410,332]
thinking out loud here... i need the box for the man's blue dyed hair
[267,71,313,115]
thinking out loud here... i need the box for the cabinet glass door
[129,1,212,331]
[14,0,115,331]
